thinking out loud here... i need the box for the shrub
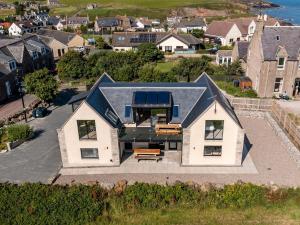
[7,124,33,142]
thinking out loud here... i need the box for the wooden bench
[155,124,181,135]
[133,148,162,162]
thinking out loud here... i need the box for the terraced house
[247,25,300,98]
[58,73,245,171]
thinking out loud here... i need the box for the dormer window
[277,57,285,69]
[32,51,38,59]
[8,60,16,71]
[41,47,46,55]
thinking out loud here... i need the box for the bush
[216,81,258,98]
[7,124,33,142]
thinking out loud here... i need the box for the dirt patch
[170,7,227,18]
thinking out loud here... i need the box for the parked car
[32,107,49,118]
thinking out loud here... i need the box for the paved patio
[57,115,300,187]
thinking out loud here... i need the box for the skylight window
[173,105,179,118]
[124,105,131,118]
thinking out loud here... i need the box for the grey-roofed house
[34,29,87,59]
[94,17,121,33]
[216,50,233,66]
[66,16,89,29]
[232,41,249,71]
[112,32,201,53]
[247,25,300,98]
[57,72,245,171]
[0,34,54,103]
[174,17,207,33]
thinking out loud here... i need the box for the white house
[205,21,242,46]
[8,21,40,36]
[175,17,207,33]
[57,73,245,173]
[112,32,201,53]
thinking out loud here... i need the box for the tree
[191,29,205,39]
[57,50,86,80]
[138,64,176,82]
[170,56,213,82]
[79,25,87,34]
[95,36,110,49]
[24,68,58,102]
[137,43,164,63]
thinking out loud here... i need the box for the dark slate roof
[112,32,167,47]
[79,73,241,129]
[96,17,119,27]
[217,50,232,57]
[35,29,76,45]
[68,91,90,105]
[176,17,206,28]
[261,26,300,61]
[237,41,249,61]
[157,33,201,46]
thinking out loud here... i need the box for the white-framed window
[274,78,283,93]
[277,57,285,69]
[165,46,172,52]
[205,120,224,140]
[204,146,222,156]
[8,60,16,71]
[80,148,99,159]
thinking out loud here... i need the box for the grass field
[94,205,300,225]
[0,8,15,19]
[155,61,179,73]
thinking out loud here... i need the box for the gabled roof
[35,29,76,45]
[225,18,254,36]
[261,26,300,61]
[96,17,119,27]
[206,21,236,37]
[112,32,167,47]
[156,33,201,46]
[70,72,242,129]
[176,17,206,28]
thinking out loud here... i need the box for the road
[0,91,74,183]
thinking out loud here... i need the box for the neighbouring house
[35,29,87,59]
[8,21,41,36]
[112,32,201,53]
[232,41,249,71]
[135,17,152,31]
[174,17,207,33]
[47,0,59,6]
[57,72,245,171]
[66,16,89,29]
[156,33,202,53]
[94,17,121,33]
[0,35,54,102]
[87,3,97,10]
[247,25,300,98]
[225,15,280,42]
[205,21,242,46]
[216,50,233,66]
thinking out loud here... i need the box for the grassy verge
[216,81,257,98]
[155,61,178,73]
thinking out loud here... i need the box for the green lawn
[155,61,178,73]
[94,206,300,225]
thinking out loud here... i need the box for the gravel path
[56,116,300,187]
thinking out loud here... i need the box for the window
[105,109,118,125]
[277,57,285,69]
[169,142,177,150]
[205,120,224,140]
[165,46,172,52]
[8,60,16,71]
[172,105,179,117]
[41,47,46,55]
[204,146,222,156]
[229,38,234,43]
[158,46,162,50]
[219,57,222,65]
[228,57,232,65]
[62,48,65,55]
[80,148,99,159]
[77,120,97,140]
[125,105,131,118]
[32,51,38,59]
[58,49,61,57]
[274,78,283,92]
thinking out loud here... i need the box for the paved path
[0,104,72,183]
[57,116,300,187]
[0,95,38,120]
[277,100,300,115]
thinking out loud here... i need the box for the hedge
[7,124,33,142]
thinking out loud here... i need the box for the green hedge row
[0,182,295,225]
[7,124,33,142]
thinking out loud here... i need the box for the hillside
[49,0,249,20]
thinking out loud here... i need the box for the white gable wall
[183,101,243,166]
[157,36,189,52]
[62,101,118,167]
[224,24,242,46]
